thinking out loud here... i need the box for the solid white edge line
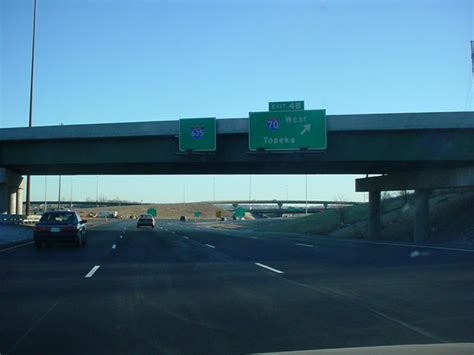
[335,238,474,253]
[205,244,215,248]
[85,265,100,278]
[0,241,34,252]
[112,244,117,249]
[183,236,190,239]
[295,243,314,248]
[255,262,284,274]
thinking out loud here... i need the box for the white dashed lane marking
[255,263,284,274]
[85,265,101,278]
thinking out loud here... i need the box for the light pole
[249,175,252,210]
[69,176,73,210]
[25,0,38,216]
[44,176,47,212]
[305,174,308,215]
[249,175,252,200]
[212,177,216,202]
[95,175,99,208]
[58,175,62,210]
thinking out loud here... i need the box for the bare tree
[333,195,349,226]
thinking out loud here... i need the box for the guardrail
[0,214,41,225]
[23,215,41,225]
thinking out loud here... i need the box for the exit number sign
[269,101,305,112]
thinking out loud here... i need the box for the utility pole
[25,0,38,216]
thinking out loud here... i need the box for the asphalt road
[1,220,474,355]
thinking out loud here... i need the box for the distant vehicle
[137,215,155,228]
[180,216,188,222]
[33,211,87,247]
[98,211,118,218]
[220,217,227,221]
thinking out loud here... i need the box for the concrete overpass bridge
[249,207,325,217]
[211,200,360,209]
[2,111,474,242]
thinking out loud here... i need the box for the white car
[137,215,155,228]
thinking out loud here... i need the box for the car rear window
[40,212,76,223]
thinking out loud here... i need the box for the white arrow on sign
[300,124,311,135]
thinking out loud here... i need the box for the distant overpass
[249,207,324,217]
[210,200,360,208]
[29,201,142,208]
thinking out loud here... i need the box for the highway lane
[1,220,473,354]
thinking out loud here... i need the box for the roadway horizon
[25,174,370,205]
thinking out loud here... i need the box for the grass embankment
[76,202,231,220]
[250,189,474,244]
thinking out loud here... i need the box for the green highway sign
[269,101,304,111]
[147,208,157,217]
[234,207,246,218]
[179,117,216,152]
[249,109,326,151]
[194,211,202,217]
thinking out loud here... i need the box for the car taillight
[63,226,78,232]
[34,226,49,232]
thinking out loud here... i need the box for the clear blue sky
[1,0,473,202]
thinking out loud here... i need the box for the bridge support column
[16,180,24,215]
[0,168,23,215]
[414,189,431,242]
[0,183,7,214]
[8,188,17,215]
[368,191,381,240]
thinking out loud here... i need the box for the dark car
[137,215,155,228]
[33,211,88,247]
[179,215,188,222]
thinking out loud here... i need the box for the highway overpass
[211,200,360,207]
[2,110,474,242]
[1,111,474,176]
[249,207,324,217]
